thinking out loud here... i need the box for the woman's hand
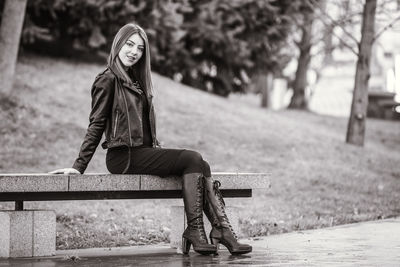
[49,168,80,174]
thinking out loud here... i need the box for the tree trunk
[289,9,313,109]
[259,72,273,108]
[0,0,27,95]
[346,0,376,146]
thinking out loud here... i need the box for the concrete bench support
[0,210,55,258]
[170,205,240,250]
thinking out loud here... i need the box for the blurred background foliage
[0,0,302,97]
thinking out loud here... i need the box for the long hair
[107,23,153,97]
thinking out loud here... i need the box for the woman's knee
[181,151,211,177]
[181,150,203,165]
[202,160,211,177]
[179,150,208,175]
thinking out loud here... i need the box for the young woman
[51,23,251,255]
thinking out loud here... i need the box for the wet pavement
[1,218,399,266]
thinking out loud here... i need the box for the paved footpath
[1,218,399,267]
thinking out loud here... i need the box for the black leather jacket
[72,68,157,173]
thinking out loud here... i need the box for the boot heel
[182,237,191,254]
[211,238,220,254]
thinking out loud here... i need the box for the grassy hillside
[1,54,399,249]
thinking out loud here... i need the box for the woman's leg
[106,147,216,255]
[106,146,131,174]
[202,160,252,255]
[167,150,217,254]
[106,146,184,176]
[107,146,210,177]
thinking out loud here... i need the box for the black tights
[106,146,211,177]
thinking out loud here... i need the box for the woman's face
[118,33,144,67]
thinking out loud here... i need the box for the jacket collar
[108,67,144,95]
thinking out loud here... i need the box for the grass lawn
[1,53,399,249]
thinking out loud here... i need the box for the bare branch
[336,12,363,26]
[333,34,359,56]
[373,14,400,42]
[377,7,395,18]
[310,7,359,56]
[308,0,360,46]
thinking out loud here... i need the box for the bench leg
[0,210,56,258]
[170,205,240,251]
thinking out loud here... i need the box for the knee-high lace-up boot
[182,173,216,255]
[203,177,252,255]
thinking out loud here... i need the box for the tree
[0,0,28,95]
[21,0,295,97]
[306,0,400,146]
[346,0,376,146]
[288,0,352,110]
[346,0,400,145]
[179,0,294,96]
[259,72,273,108]
[288,1,315,109]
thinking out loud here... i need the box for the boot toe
[192,244,217,255]
[231,244,252,255]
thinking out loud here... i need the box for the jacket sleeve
[72,74,114,173]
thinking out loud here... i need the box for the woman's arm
[71,74,115,173]
[51,74,114,174]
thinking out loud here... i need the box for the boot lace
[193,176,207,241]
[213,180,238,240]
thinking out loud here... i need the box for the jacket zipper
[113,110,119,138]
[121,87,133,146]
[149,103,156,147]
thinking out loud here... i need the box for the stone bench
[0,172,270,258]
